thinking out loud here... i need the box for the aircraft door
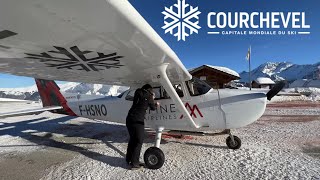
[105,89,133,123]
[202,89,226,129]
[145,84,190,129]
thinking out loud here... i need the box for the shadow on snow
[0,114,225,168]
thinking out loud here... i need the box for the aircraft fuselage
[65,88,267,131]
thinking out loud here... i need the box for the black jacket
[126,88,157,125]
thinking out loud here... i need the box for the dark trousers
[126,123,145,166]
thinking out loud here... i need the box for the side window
[125,85,185,101]
[186,78,211,96]
[173,84,184,97]
[152,84,184,100]
[125,90,136,101]
[153,87,170,100]
[153,87,161,100]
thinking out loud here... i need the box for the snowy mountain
[0,82,128,101]
[240,62,320,82]
[0,84,39,101]
[58,83,128,96]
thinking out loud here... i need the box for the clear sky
[0,0,319,88]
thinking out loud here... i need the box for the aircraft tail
[35,79,77,116]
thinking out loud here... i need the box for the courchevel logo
[162,1,311,41]
[207,12,311,36]
[162,0,201,41]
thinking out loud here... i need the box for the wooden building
[252,77,275,89]
[189,65,240,88]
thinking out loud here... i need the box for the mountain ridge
[0,82,128,101]
[239,61,320,82]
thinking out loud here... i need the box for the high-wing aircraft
[0,0,284,169]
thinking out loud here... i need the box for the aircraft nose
[219,90,267,129]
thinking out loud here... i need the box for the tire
[226,136,241,149]
[144,147,165,169]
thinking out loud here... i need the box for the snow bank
[237,87,320,102]
[274,88,320,102]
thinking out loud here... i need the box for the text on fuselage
[79,104,107,116]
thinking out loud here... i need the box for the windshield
[186,77,212,96]
[117,90,127,98]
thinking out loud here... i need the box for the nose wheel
[144,127,165,169]
[226,134,241,149]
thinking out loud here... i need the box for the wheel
[144,147,165,169]
[226,136,241,149]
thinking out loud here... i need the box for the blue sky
[0,0,319,88]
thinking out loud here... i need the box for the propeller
[266,81,286,101]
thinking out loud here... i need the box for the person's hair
[142,84,152,90]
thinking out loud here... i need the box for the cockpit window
[186,77,211,96]
[173,84,184,97]
[125,90,135,101]
[124,84,185,101]
[117,91,126,98]
[152,86,170,100]
[153,84,183,100]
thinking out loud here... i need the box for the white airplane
[0,0,284,169]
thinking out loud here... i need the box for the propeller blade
[266,81,286,101]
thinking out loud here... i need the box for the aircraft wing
[0,0,191,86]
[0,106,63,118]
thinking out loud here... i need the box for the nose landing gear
[226,130,241,149]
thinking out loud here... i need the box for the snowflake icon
[162,0,201,41]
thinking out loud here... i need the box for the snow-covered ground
[0,100,41,111]
[0,98,31,102]
[0,101,319,180]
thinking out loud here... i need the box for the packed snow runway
[0,101,319,180]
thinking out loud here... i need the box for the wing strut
[152,64,200,128]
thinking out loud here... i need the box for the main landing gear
[144,127,165,169]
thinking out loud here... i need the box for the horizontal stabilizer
[0,106,63,118]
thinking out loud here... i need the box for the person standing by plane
[126,84,159,170]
